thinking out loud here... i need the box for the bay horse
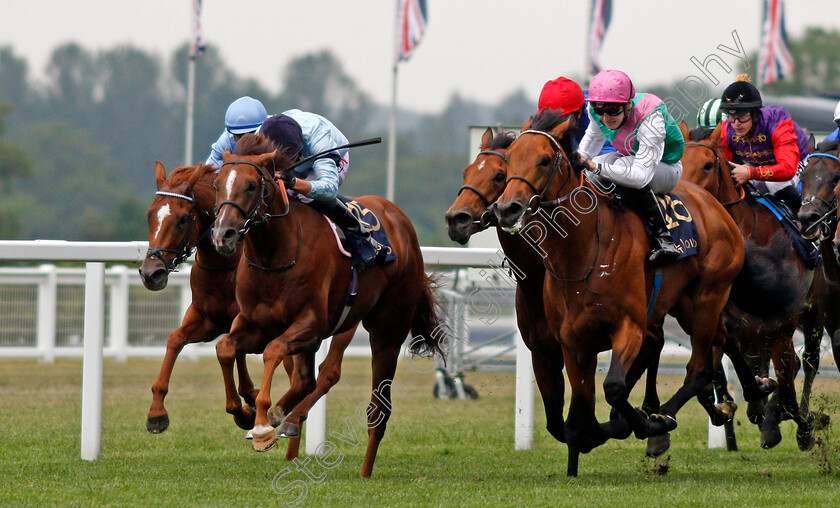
[138,161,357,463]
[680,122,819,450]
[445,128,567,443]
[494,110,761,476]
[209,134,445,478]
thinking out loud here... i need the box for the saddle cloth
[648,193,700,260]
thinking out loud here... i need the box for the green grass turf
[0,356,838,507]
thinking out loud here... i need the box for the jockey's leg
[310,198,383,266]
[616,185,682,264]
[770,182,802,215]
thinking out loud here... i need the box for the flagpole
[386,2,400,203]
[184,53,196,165]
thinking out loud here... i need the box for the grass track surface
[1,357,838,507]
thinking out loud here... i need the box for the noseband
[144,191,198,272]
[505,130,568,214]
[216,159,289,236]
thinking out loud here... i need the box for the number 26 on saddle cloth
[648,193,700,259]
[326,196,398,268]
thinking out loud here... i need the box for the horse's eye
[538,155,551,168]
[832,174,840,185]
[493,172,506,184]
[703,162,714,171]
[247,181,257,192]
[177,216,190,228]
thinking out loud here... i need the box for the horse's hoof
[646,433,671,458]
[649,414,678,435]
[267,406,287,428]
[756,376,778,395]
[245,429,253,440]
[760,427,782,449]
[252,428,276,452]
[796,426,815,451]
[276,421,301,439]
[710,401,737,426]
[146,414,170,434]
[233,405,256,430]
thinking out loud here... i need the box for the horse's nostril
[448,212,471,228]
[223,228,237,242]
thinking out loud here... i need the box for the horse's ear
[255,150,278,167]
[549,118,572,139]
[480,127,494,150]
[221,149,233,162]
[155,160,167,190]
[678,121,691,141]
[808,133,816,154]
[521,117,533,131]
[186,163,205,189]
[710,123,722,147]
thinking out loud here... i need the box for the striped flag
[396,0,428,63]
[587,0,612,77]
[190,0,206,57]
[758,0,795,86]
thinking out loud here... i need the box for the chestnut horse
[494,110,755,476]
[138,161,357,462]
[209,134,444,478]
[680,122,819,449]
[445,128,566,442]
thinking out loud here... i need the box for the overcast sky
[1,1,837,113]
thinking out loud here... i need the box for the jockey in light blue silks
[206,96,381,266]
[577,69,685,264]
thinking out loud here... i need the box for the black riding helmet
[721,74,762,123]
[259,114,304,160]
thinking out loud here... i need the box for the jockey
[696,97,727,128]
[537,76,615,154]
[577,69,684,264]
[717,74,809,214]
[206,97,381,267]
[822,99,840,143]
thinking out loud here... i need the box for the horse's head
[445,128,515,244]
[494,111,575,233]
[679,121,725,196]
[799,136,840,242]
[139,160,206,290]
[211,133,290,255]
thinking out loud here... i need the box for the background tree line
[0,27,837,245]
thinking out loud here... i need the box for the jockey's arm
[302,156,340,201]
[577,112,607,160]
[748,119,800,182]
[597,112,666,189]
[206,130,233,168]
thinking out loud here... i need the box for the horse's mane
[168,163,213,187]
[234,133,295,172]
[489,131,517,150]
[689,126,714,142]
[530,109,578,159]
[816,138,840,153]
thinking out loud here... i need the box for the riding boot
[773,184,802,215]
[620,186,682,264]
[321,198,383,269]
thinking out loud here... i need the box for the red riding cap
[538,77,585,115]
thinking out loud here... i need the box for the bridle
[505,130,571,214]
[457,149,509,228]
[144,191,200,273]
[800,152,840,240]
[215,159,290,237]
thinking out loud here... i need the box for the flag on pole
[758,0,795,86]
[190,0,206,57]
[396,0,428,63]
[587,0,612,77]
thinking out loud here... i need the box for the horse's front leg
[251,314,322,452]
[216,331,256,431]
[147,306,220,433]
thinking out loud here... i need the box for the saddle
[745,184,821,269]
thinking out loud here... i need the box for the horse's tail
[729,232,811,320]
[408,272,448,360]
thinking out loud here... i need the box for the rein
[801,152,840,240]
